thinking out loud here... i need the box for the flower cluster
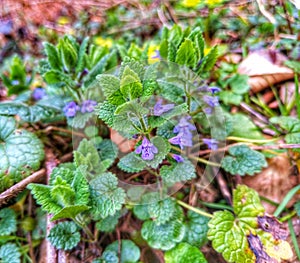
[63,100,97,118]
[135,137,158,161]
[203,95,219,114]
[153,99,174,116]
[169,117,195,149]
[202,138,218,150]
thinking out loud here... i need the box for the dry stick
[0,169,46,207]
[45,149,59,263]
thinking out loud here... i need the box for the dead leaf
[242,154,299,213]
[257,215,288,240]
[238,49,294,93]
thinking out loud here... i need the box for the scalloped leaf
[175,39,196,68]
[0,208,17,236]
[141,218,185,251]
[96,211,121,233]
[105,240,141,263]
[183,211,209,247]
[0,116,44,192]
[96,139,118,170]
[90,173,126,218]
[207,185,266,263]
[160,158,196,184]
[47,221,80,250]
[93,251,119,263]
[221,144,267,176]
[51,205,90,221]
[0,243,21,263]
[164,243,207,263]
[96,101,117,127]
[118,152,146,173]
[146,195,177,225]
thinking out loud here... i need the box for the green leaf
[207,185,265,263]
[47,221,80,250]
[160,158,196,184]
[168,42,177,62]
[44,42,62,70]
[227,74,250,95]
[164,243,207,263]
[141,218,185,251]
[51,176,76,207]
[200,45,218,72]
[58,37,78,71]
[27,184,62,214]
[105,240,141,263]
[228,113,264,139]
[157,80,185,103]
[96,74,125,106]
[119,58,145,80]
[295,201,300,216]
[175,39,196,68]
[221,144,267,176]
[114,100,149,116]
[0,208,17,236]
[183,211,209,247]
[0,116,44,192]
[67,111,94,129]
[75,37,89,73]
[120,66,143,100]
[147,196,177,225]
[270,116,300,132]
[0,243,21,263]
[284,60,300,73]
[93,251,119,263]
[97,101,117,127]
[219,90,243,105]
[96,139,118,170]
[51,205,90,221]
[96,211,121,233]
[90,173,126,218]
[159,39,168,59]
[32,208,47,240]
[74,139,106,174]
[168,25,183,48]
[117,152,144,173]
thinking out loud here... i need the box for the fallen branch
[0,168,46,207]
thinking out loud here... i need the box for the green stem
[280,211,296,222]
[226,136,279,144]
[199,201,233,211]
[288,219,300,260]
[295,73,300,119]
[73,216,95,241]
[177,200,213,218]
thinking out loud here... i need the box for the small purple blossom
[202,138,218,150]
[11,80,20,85]
[169,132,193,149]
[151,50,161,59]
[135,137,158,161]
[203,95,219,107]
[207,86,221,94]
[32,88,46,100]
[63,101,80,118]
[172,154,184,163]
[153,99,175,116]
[173,117,196,134]
[81,100,97,113]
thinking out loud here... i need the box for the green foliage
[164,243,207,263]
[0,208,17,236]
[28,165,90,221]
[93,251,119,263]
[96,211,121,233]
[183,211,209,247]
[104,240,141,263]
[1,56,33,96]
[176,39,197,67]
[47,221,80,250]
[141,205,185,250]
[0,95,65,123]
[0,115,44,192]
[118,152,146,173]
[295,201,300,216]
[221,144,267,175]
[90,172,126,219]
[160,158,196,184]
[0,243,21,263]
[227,113,264,139]
[270,116,300,151]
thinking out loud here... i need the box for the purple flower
[135,137,158,161]
[151,50,161,59]
[207,86,221,94]
[153,99,175,116]
[202,138,218,150]
[63,101,80,118]
[81,100,97,113]
[203,95,219,107]
[32,88,46,100]
[173,117,196,140]
[172,154,184,163]
[169,132,193,149]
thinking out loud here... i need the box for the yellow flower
[94,37,113,48]
[147,44,160,64]
[181,0,201,8]
[205,0,224,7]
[57,16,70,25]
